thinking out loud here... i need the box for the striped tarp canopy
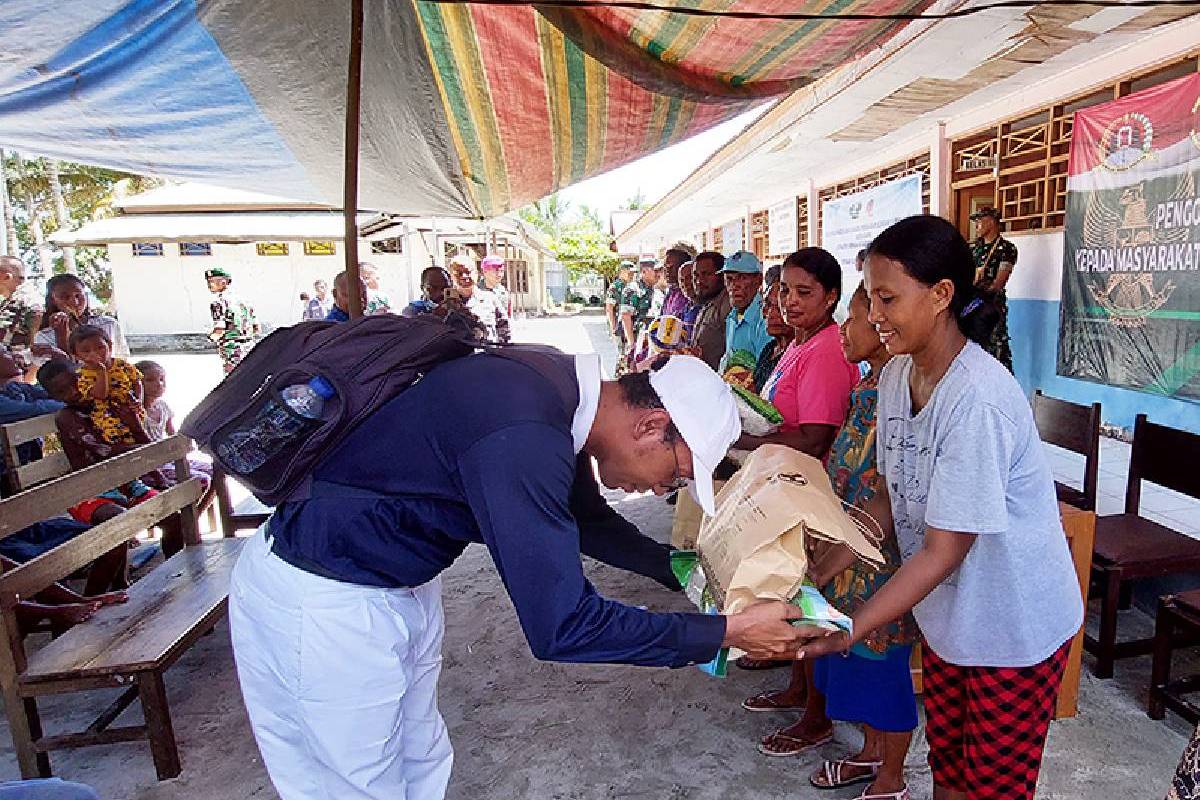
[0,0,934,218]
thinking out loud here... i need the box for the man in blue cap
[718,250,772,385]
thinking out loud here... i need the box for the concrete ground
[0,315,1194,798]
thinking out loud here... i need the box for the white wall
[110,241,410,334]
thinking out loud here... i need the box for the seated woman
[744,287,918,800]
[33,274,130,359]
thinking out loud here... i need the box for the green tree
[517,192,571,239]
[2,153,159,301]
[552,222,621,282]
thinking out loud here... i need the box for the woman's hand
[795,628,851,660]
[49,311,70,333]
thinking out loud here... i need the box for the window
[304,240,336,256]
[179,242,212,257]
[509,260,530,293]
[797,197,809,249]
[370,237,403,255]
[256,242,289,256]
[950,55,1200,233]
[132,242,163,257]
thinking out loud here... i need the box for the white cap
[648,356,741,515]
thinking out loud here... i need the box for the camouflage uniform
[971,235,1018,372]
[0,292,40,348]
[210,291,259,373]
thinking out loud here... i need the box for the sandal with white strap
[809,759,882,790]
[855,784,910,800]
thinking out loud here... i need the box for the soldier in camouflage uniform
[970,207,1018,372]
[205,267,259,374]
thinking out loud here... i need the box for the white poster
[820,174,922,273]
[721,218,744,255]
[768,198,798,256]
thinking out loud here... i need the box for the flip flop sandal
[855,785,910,800]
[741,691,806,712]
[735,655,793,671]
[808,759,883,790]
[756,729,834,757]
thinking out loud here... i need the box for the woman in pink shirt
[739,247,860,460]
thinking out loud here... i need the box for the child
[795,215,1083,800]
[135,360,214,492]
[745,286,917,800]
[68,325,149,446]
[39,359,186,558]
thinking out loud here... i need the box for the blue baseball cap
[718,250,762,274]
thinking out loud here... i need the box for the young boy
[68,324,149,446]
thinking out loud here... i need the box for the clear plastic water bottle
[218,376,336,475]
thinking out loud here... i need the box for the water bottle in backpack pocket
[217,376,336,476]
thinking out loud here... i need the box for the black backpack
[181,314,475,505]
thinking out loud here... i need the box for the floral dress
[76,357,145,445]
[822,370,918,655]
[971,235,1018,372]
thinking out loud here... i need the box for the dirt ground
[0,315,1192,798]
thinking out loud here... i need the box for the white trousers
[229,528,453,800]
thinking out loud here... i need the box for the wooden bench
[0,435,243,780]
[1032,390,1101,512]
[213,467,272,537]
[0,413,70,496]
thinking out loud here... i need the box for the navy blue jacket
[268,351,724,668]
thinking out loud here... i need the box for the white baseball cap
[648,356,742,515]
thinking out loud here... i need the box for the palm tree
[518,193,571,239]
[12,155,53,278]
[0,149,17,257]
[47,160,76,271]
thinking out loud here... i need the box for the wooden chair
[1148,589,1200,722]
[1032,390,1101,511]
[1085,415,1200,678]
[0,436,243,780]
[213,467,272,537]
[0,413,71,496]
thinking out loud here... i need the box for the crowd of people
[0,210,1080,800]
[596,215,1073,800]
[0,256,220,639]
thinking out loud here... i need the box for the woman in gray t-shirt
[796,215,1083,800]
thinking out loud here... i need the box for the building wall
[1006,231,1200,435]
[110,241,410,334]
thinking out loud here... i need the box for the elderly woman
[751,266,791,394]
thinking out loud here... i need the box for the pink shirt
[761,323,861,431]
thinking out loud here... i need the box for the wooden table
[911,502,1095,719]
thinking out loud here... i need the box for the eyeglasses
[663,440,689,491]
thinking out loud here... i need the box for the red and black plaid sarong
[921,639,1070,799]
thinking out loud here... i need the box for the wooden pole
[343,0,366,318]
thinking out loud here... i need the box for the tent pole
[343,0,366,318]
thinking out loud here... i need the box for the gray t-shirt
[876,341,1084,667]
